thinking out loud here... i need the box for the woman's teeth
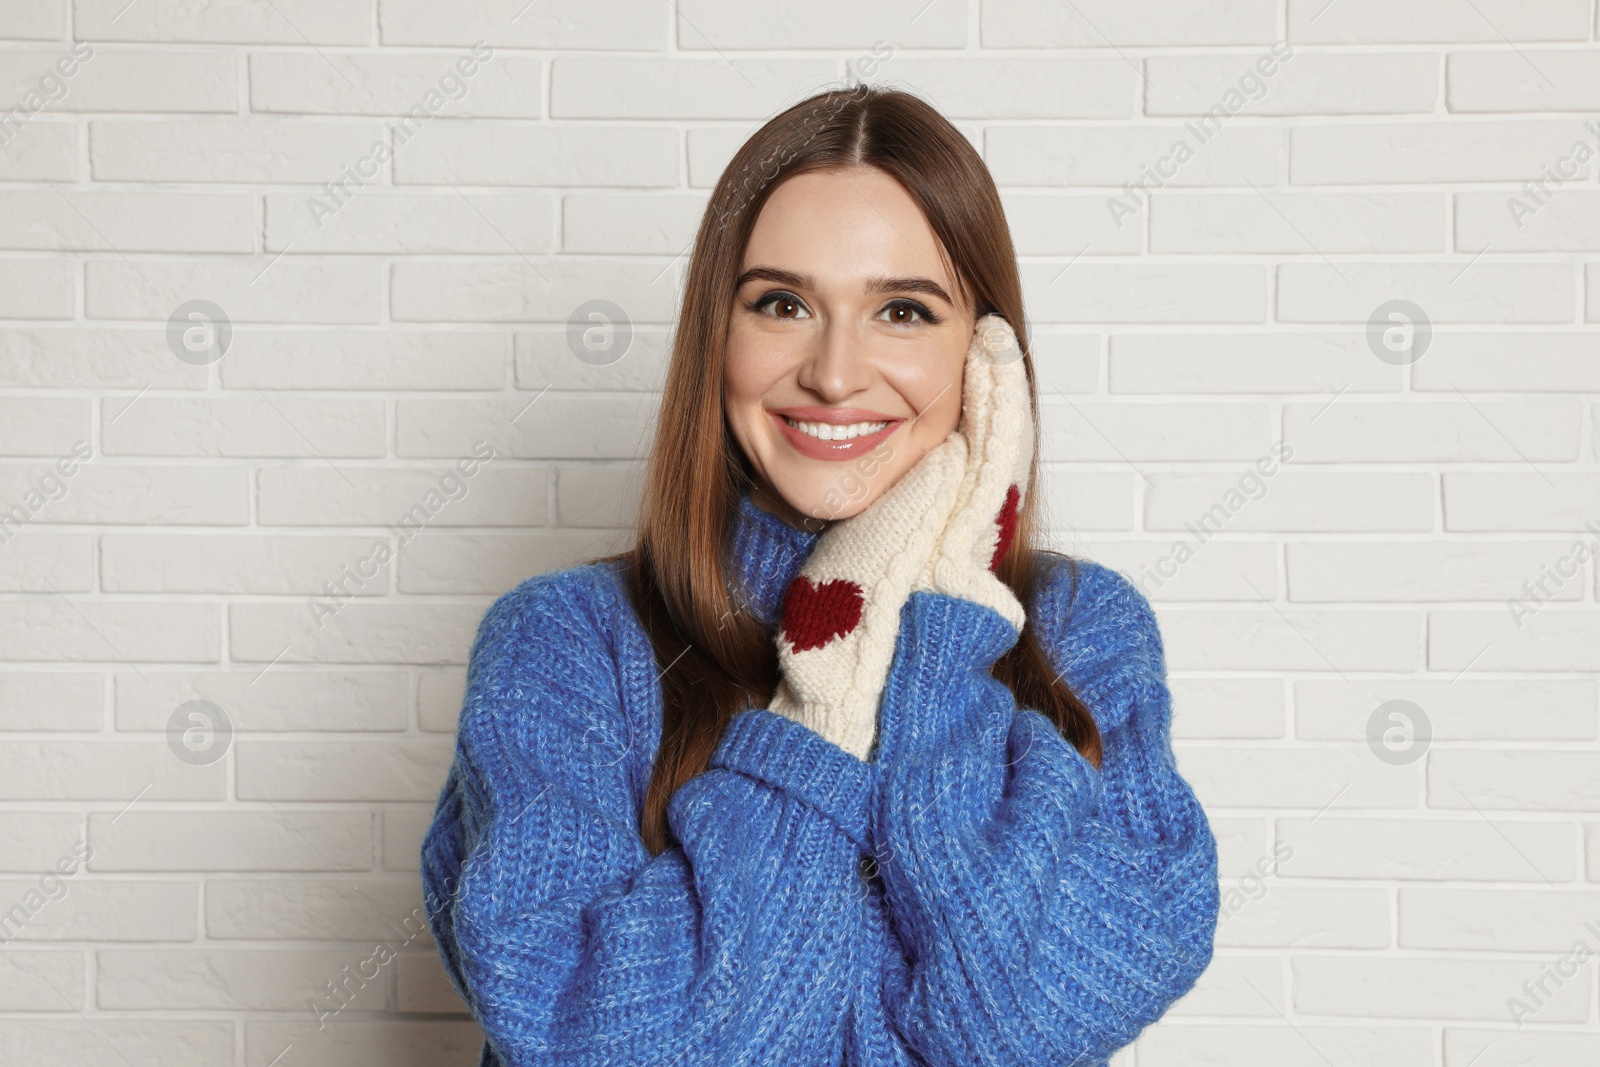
[783,416,889,441]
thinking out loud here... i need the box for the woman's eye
[748,292,809,320]
[880,299,939,327]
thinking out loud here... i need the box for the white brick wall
[1,1,1598,1064]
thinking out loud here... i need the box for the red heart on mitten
[779,577,864,652]
[989,484,1021,571]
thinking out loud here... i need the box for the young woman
[421,85,1220,1067]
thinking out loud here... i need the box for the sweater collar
[727,492,819,627]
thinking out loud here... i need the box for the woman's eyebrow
[735,265,954,306]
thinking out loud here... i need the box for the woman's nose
[794,318,874,402]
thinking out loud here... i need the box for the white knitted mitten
[768,313,1033,760]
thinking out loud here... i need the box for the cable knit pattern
[421,492,1219,1067]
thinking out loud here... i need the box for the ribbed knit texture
[421,493,1220,1067]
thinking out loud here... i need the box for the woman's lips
[769,410,903,461]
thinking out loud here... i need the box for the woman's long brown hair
[618,84,1102,856]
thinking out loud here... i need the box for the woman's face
[724,165,974,529]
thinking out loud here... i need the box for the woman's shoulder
[1029,551,1167,732]
[462,558,647,732]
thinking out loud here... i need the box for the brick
[987,125,1280,187]
[0,879,197,940]
[1146,471,1434,532]
[0,4,64,39]
[395,123,678,186]
[74,0,371,43]
[378,0,666,48]
[0,812,84,872]
[0,602,218,664]
[397,395,658,460]
[1442,472,1600,530]
[1293,955,1589,1020]
[0,530,90,591]
[396,530,630,593]
[267,191,554,255]
[246,1020,484,1067]
[562,193,706,254]
[1023,264,1268,323]
[1291,120,1594,183]
[1110,541,1276,603]
[382,807,435,871]
[0,740,223,800]
[102,397,386,458]
[1160,609,1419,671]
[249,52,541,117]
[206,877,429,939]
[515,327,669,391]
[1216,887,1391,948]
[1181,746,1418,809]
[0,49,236,112]
[229,603,480,666]
[556,464,643,527]
[1278,816,1575,880]
[1170,677,1285,739]
[1151,192,1443,253]
[91,119,388,182]
[1287,540,1588,601]
[0,397,85,455]
[1413,332,1600,391]
[1110,332,1399,393]
[0,672,102,731]
[0,329,208,388]
[257,465,545,527]
[1449,50,1600,111]
[1400,888,1600,950]
[0,190,251,253]
[1457,190,1600,252]
[236,740,454,801]
[1288,0,1590,42]
[1428,750,1600,811]
[1146,52,1439,114]
[0,950,84,1010]
[873,58,1131,117]
[1430,608,1600,671]
[87,258,384,325]
[90,811,372,871]
[221,329,505,390]
[550,58,836,119]
[417,671,466,734]
[98,949,387,1010]
[103,533,393,595]
[0,1021,233,1066]
[1444,1030,1600,1065]
[1164,953,1281,1016]
[1276,263,1574,323]
[390,259,677,323]
[1138,1024,1431,1066]
[983,0,1276,46]
[0,258,73,319]
[0,464,247,525]
[1039,400,1271,462]
[115,670,408,732]
[397,951,470,1012]
[0,120,76,180]
[676,0,963,48]
[1002,194,1143,256]
[1284,400,1579,462]
[1295,679,1597,741]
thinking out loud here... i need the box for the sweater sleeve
[867,562,1220,1067]
[420,568,875,1067]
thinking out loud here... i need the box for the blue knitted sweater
[421,494,1219,1067]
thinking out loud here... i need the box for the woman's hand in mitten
[768,429,967,762]
[914,312,1034,635]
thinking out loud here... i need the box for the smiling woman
[421,84,1219,1067]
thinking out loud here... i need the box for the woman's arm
[868,561,1220,1067]
[421,566,874,1067]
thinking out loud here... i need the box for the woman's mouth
[769,408,902,461]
